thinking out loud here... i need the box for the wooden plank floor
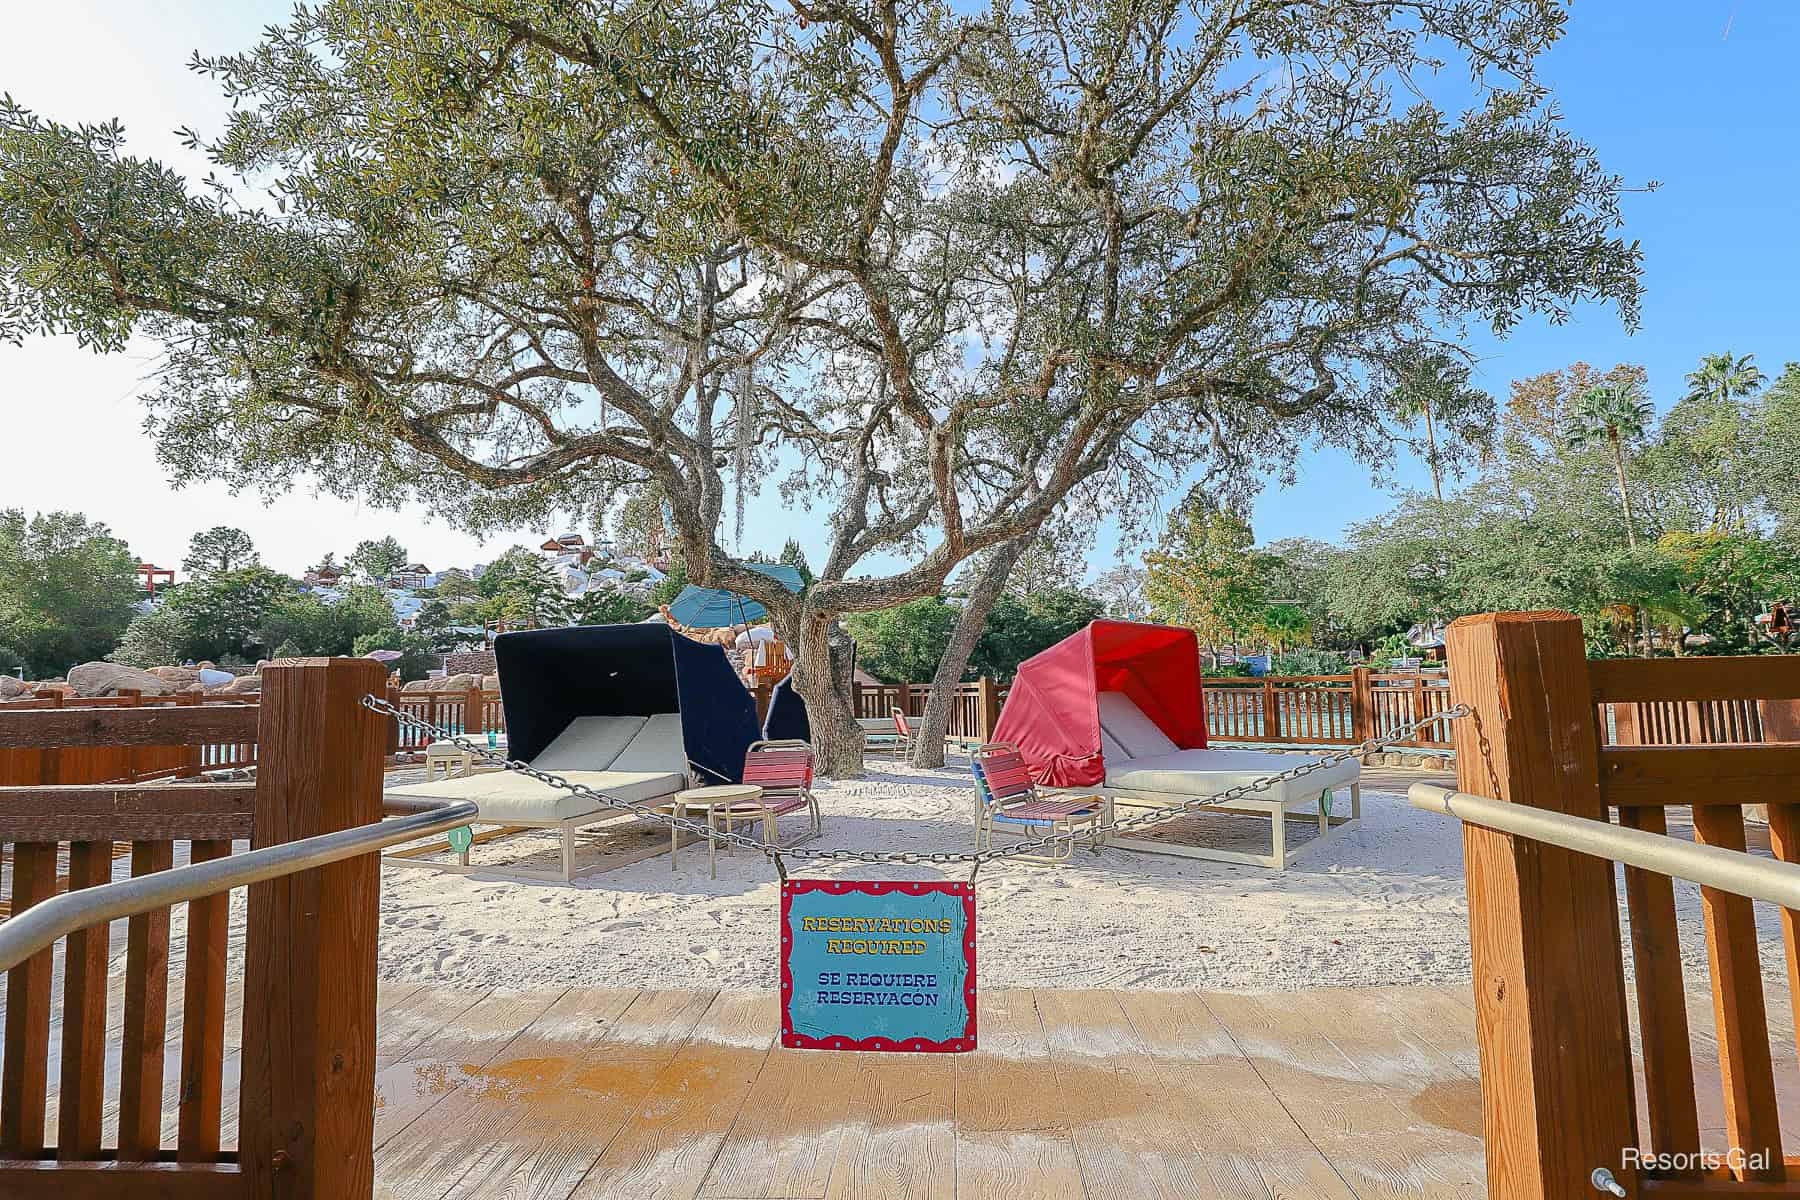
[368,984,1492,1199]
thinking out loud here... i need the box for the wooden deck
[365,983,1492,1199]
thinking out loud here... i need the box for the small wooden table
[661,785,767,878]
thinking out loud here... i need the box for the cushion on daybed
[1104,748,1359,808]
[1097,691,1178,758]
[609,713,689,774]
[1098,727,1133,764]
[385,710,691,824]
[386,767,686,823]
[530,714,647,771]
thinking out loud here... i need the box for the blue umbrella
[666,562,805,628]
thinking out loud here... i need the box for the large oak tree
[1,0,1640,769]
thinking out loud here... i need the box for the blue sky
[3,2,1794,578]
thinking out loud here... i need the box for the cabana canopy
[992,620,1208,787]
[495,623,762,785]
[666,562,805,628]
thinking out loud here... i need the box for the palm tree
[1564,383,1655,549]
[1684,352,1765,405]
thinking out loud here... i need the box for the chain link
[363,694,1467,869]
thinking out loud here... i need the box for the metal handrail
[0,797,477,973]
[1409,783,1800,909]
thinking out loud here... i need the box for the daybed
[385,623,763,882]
[993,620,1361,870]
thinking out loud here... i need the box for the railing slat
[0,843,56,1154]
[1688,805,1786,1182]
[1616,807,1702,1169]
[176,840,232,1161]
[117,840,174,1161]
[55,842,112,1159]
[0,784,255,842]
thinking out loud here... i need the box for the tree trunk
[1423,398,1444,502]
[790,608,865,776]
[1610,431,1652,656]
[910,536,1032,769]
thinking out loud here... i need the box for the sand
[374,762,1791,993]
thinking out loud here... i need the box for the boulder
[404,673,482,694]
[482,674,500,693]
[0,675,30,700]
[67,662,173,698]
[223,675,262,695]
[149,666,200,688]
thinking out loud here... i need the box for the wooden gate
[1447,613,1800,1197]
[0,659,387,1198]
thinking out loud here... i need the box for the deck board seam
[1190,991,1365,1200]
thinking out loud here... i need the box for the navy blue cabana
[495,623,762,785]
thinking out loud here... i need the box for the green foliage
[778,540,813,589]
[1202,662,1253,678]
[348,537,409,581]
[350,629,437,682]
[969,589,1105,680]
[259,585,400,658]
[107,606,191,670]
[0,510,141,676]
[1144,496,1274,650]
[649,562,690,609]
[1256,604,1314,654]
[182,526,258,577]
[473,548,571,627]
[848,587,1103,683]
[572,591,653,625]
[156,566,295,662]
[845,599,960,684]
[1271,648,1351,676]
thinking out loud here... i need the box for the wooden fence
[849,678,1004,746]
[1447,614,1800,1197]
[1200,669,1456,749]
[0,691,257,786]
[0,658,386,1197]
[383,689,506,753]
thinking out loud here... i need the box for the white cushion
[1104,748,1360,808]
[388,768,685,824]
[530,715,646,771]
[610,713,688,773]
[1097,692,1178,758]
[1099,727,1132,763]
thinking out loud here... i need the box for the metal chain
[362,694,1468,869]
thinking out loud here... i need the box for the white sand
[375,762,1791,992]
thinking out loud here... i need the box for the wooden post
[1350,666,1373,743]
[464,686,485,735]
[977,676,1000,743]
[852,680,865,720]
[239,658,385,1199]
[1447,612,1639,1198]
[384,687,402,758]
[1261,678,1280,742]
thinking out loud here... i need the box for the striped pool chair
[970,742,1104,864]
[740,739,824,847]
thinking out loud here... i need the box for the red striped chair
[970,742,1104,864]
[891,707,914,758]
[740,739,824,847]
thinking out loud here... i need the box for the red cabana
[993,620,1208,787]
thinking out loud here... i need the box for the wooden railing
[0,659,387,1198]
[383,688,505,753]
[0,691,257,785]
[1445,612,1800,1197]
[850,678,1003,745]
[1201,668,1456,748]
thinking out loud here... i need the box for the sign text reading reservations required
[780,879,976,1052]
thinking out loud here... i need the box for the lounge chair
[971,743,1102,864]
[1094,691,1361,869]
[738,739,824,846]
[891,707,915,757]
[384,712,692,882]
